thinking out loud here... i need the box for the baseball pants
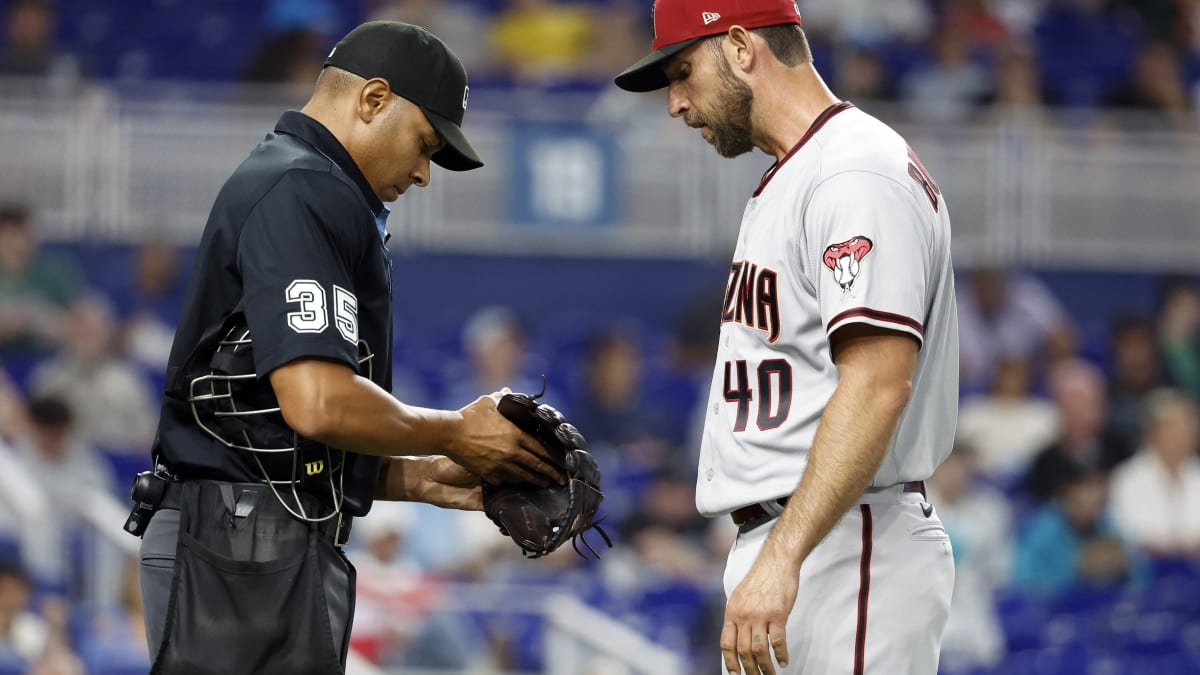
[723,487,955,674]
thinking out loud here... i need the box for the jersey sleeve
[803,170,932,345]
[237,173,367,378]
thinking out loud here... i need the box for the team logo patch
[822,236,873,293]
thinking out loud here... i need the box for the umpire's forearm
[270,358,461,457]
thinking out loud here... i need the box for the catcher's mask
[182,316,373,525]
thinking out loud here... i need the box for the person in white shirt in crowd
[956,356,1059,482]
[29,295,156,452]
[957,267,1076,394]
[1109,388,1200,557]
[7,396,116,588]
[927,444,1013,671]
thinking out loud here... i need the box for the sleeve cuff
[825,307,924,344]
[255,341,359,380]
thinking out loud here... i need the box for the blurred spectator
[1033,0,1141,107]
[991,0,1050,37]
[1111,41,1191,110]
[0,204,84,362]
[114,241,184,372]
[1012,462,1140,596]
[957,268,1076,393]
[834,48,898,102]
[0,365,28,443]
[367,0,491,72]
[1134,0,1198,49]
[0,0,81,82]
[1104,41,1193,130]
[671,284,724,454]
[798,0,934,47]
[0,560,48,665]
[29,295,156,452]
[1104,313,1165,451]
[1156,275,1200,400]
[441,305,545,408]
[1109,389,1200,556]
[902,27,991,122]
[980,40,1047,108]
[1026,359,1133,501]
[77,557,148,673]
[486,0,597,84]
[957,357,1059,481]
[572,329,671,461]
[586,1,651,84]
[0,561,81,674]
[240,28,328,88]
[8,396,114,587]
[349,502,455,666]
[928,444,1012,671]
[943,0,1013,52]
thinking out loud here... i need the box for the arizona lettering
[721,260,781,343]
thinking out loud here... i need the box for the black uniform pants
[138,481,355,675]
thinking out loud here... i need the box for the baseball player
[129,22,561,674]
[616,2,958,674]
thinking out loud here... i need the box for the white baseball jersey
[696,102,959,517]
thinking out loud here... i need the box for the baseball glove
[482,389,610,559]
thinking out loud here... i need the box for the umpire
[127,22,563,675]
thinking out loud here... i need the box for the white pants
[723,489,955,675]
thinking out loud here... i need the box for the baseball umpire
[617,1,958,674]
[126,21,563,674]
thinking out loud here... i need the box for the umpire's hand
[446,390,566,486]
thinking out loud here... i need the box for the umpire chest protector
[153,110,394,520]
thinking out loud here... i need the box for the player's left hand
[721,549,796,675]
[407,456,483,511]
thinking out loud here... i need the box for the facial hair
[688,55,755,158]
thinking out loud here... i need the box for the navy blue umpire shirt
[153,110,392,517]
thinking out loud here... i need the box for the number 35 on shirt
[285,279,359,344]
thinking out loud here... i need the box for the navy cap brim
[424,109,483,171]
[614,38,703,92]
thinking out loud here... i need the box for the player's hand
[405,456,483,510]
[445,390,566,486]
[721,548,796,675]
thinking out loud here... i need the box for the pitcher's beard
[704,57,755,158]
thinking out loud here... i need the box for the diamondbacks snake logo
[822,236,874,293]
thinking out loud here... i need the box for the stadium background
[1,0,1200,673]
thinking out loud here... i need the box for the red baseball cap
[615,0,803,92]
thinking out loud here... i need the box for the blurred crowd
[1,189,1199,674]
[0,0,1199,673]
[1,0,1200,129]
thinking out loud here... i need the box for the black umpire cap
[324,21,483,171]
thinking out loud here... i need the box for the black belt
[730,481,927,534]
[155,480,353,546]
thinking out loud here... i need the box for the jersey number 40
[723,359,793,432]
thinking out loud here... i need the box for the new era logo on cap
[616,0,803,92]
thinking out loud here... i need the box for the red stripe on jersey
[754,101,855,197]
[827,307,925,337]
[854,504,873,675]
